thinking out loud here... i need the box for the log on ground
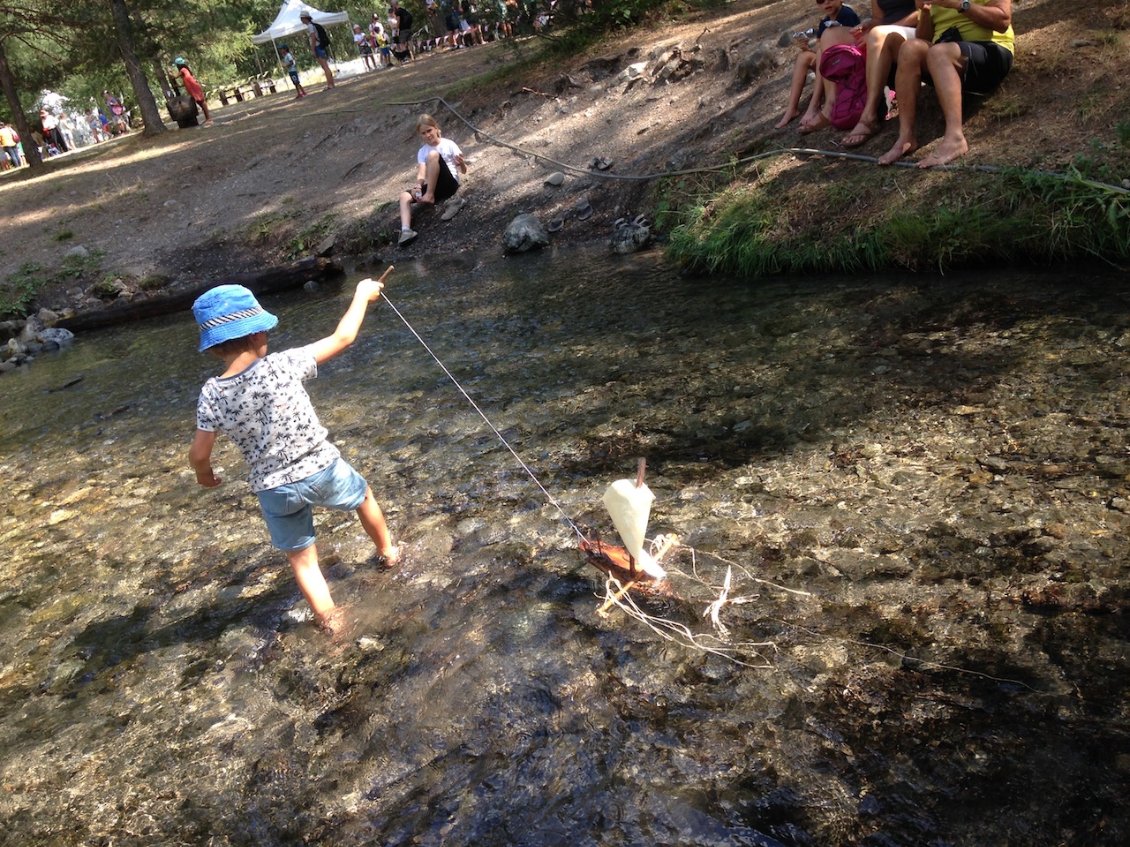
[58,257,344,333]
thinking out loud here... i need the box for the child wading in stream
[188,280,399,634]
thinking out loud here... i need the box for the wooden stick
[597,580,637,617]
[377,264,395,284]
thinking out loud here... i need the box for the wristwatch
[959,0,970,11]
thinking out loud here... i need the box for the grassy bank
[660,135,1130,277]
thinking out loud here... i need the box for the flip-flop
[547,217,565,233]
[573,201,593,221]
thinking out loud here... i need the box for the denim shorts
[257,458,369,551]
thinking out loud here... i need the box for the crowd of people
[340,0,545,72]
[0,94,132,170]
[775,0,1014,168]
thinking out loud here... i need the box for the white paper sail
[602,479,667,579]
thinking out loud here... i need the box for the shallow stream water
[1,249,1127,846]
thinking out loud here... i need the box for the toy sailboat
[581,459,671,582]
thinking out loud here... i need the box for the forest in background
[0,0,649,170]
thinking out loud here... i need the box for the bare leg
[287,543,336,623]
[319,58,335,88]
[878,39,928,166]
[356,486,398,563]
[418,150,441,204]
[775,51,814,128]
[399,151,440,231]
[399,188,417,229]
[799,27,854,132]
[917,43,969,168]
[842,26,906,147]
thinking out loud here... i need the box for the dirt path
[0,0,1124,316]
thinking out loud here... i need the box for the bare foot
[878,137,917,166]
[917,135,969,169]
[317,606,348,638]
[378,544,400,567]
[775,109,799,129]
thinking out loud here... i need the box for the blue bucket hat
[174,57,187,68]
[192,284,278,351]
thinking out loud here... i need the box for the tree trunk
[108,0,166,137]
[0,39,43,172]
[56,258,345,333]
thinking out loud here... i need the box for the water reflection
[0,251,1128,845]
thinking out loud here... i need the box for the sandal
[798,113,831,135]
[841,119,879,149]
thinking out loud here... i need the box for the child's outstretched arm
[189,429,222,487]
[309,268,392,364]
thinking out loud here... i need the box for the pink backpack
[819,44,867,130]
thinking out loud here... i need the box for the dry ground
[0,0,1126,313]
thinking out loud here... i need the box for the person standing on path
[279,45,308,98]
[174,57,213,126]
[390,0,415,62]
[39,110,68,154]
[0,121,21,169]
[354,24,377,71]
[301,11,336,89]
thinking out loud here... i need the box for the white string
[381,294,587,541]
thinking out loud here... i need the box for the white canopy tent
[252,0,351,72]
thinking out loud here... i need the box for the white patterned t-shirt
[196,345,340,492]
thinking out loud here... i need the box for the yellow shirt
[931,3,1015,54]
[0,126,15,147]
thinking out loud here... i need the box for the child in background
[279,45,308,98]
[354,24,378,71]
[376,28,393,67]
[397,113,467,246]
[174,57,213,126]
[188,280,399,635]
[774,0,860,130]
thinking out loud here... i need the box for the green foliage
[138,273,170,291]
[0,262,46,318]
[286,213,338,260]
[665,161,1129,278]
[1117,121,1130,149]
[246,209,300,244]
[0,248,105,318]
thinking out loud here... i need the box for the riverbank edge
[3,1,1129,334]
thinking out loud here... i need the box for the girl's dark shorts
[420,154,460,204]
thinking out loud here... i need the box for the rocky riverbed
[0,250,1127,845]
